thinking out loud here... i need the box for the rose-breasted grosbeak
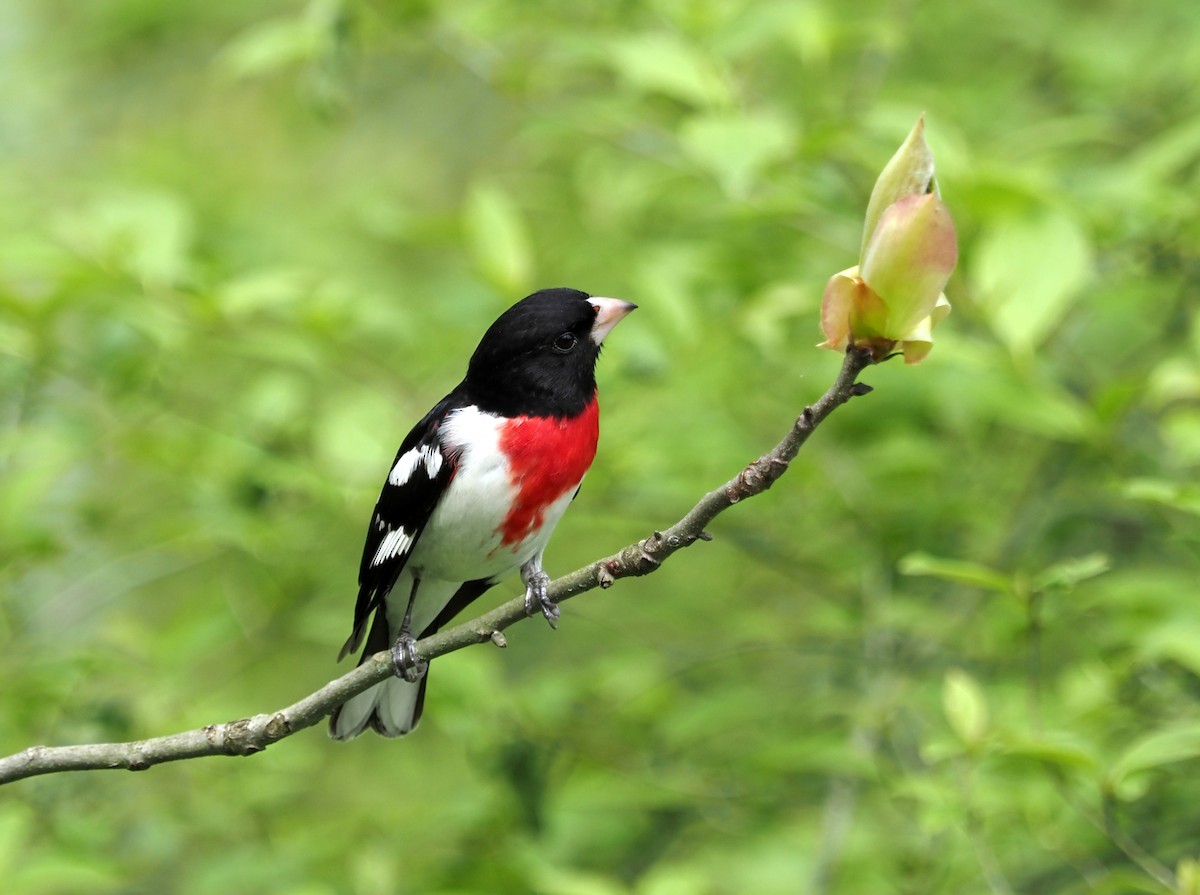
[329,288,636,740]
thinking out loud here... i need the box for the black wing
[337,397,457,660]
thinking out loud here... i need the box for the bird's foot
[390,631,428,683]
[523,570,559,629]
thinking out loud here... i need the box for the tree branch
[0,346,875,786]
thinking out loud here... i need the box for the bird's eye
[552,332,578,354]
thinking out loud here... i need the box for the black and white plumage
[329,288,636,740]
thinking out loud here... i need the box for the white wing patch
[372,526,414,567]
[388,444,443,487]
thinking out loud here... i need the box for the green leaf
[463,182,534,295]
[1106,722,1200,799]
[1161,406,1200,466]
[216,268,316,319]
[1032,552,1111,593]
[1123,478,1200,517]
[943,669,989,746]
[679,110,795,198]
[217,1,340,78]
[608,33,732,108]
[898,552,1011,593]
[1146,357,1200,408]
[58,190,193,287]
[1126,115,1200,187]
[972,209,1092,355]
[1139,620,1200,678]
[1000,734,1099,771]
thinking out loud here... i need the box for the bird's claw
[390,632,428,683]
[523,571,559,629]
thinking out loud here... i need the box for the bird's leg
[521,552,558,629]
[391,575,428,683]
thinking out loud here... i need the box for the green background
[3,1,1200,892]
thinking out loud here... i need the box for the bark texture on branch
[0,346,875,786]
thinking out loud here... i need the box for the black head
[463,288,636,417]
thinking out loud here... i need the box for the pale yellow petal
[817,266,859,350]
[898,293,952,364]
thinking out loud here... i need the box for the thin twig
[0,346,875,786]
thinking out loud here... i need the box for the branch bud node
[598,563,618,588]
[264,713,292,741]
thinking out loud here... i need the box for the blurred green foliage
[2,0,1200,892]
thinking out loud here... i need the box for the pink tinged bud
[819,194,957,363]
[819,115,957,363]
[860,115,936,262]
[860,192,958,341]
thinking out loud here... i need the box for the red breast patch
[497,397,599,546]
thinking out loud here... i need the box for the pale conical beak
[588,297,638,345]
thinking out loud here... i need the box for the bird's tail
[329,675,427,740]
[328,609,428,740]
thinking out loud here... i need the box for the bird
[329,287,636,740]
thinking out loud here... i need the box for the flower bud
[860,115,937,261]
[819,117,957,363]
[860,192,957,334]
